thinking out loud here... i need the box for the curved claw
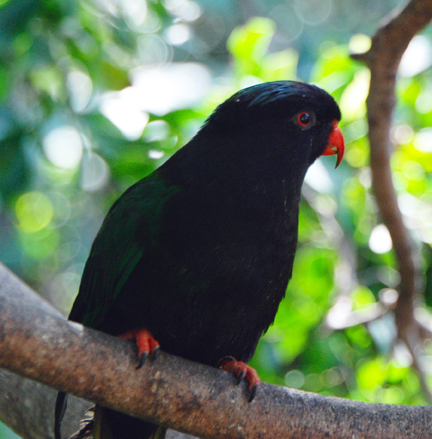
[137,352,147,370]
[153,345,160,359]
[237,368,246,384]
[218,357,261,402]
[119,328,160,369]
[249,384,258,403]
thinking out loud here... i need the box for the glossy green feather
[69,172,179,329]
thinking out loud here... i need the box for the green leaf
[227,17,276,78]
[357,358,387,390]
[227,17,275,61]
[351,286,376,310]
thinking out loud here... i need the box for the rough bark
[352,0,432,325]
[0,262,431,439]
[351,0,432,400]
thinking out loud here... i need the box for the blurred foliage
[1,0,432,437]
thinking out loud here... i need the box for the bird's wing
[68,173,178,329]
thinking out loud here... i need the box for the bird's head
[203,81,344,170]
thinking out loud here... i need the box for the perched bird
[55,80,344,439]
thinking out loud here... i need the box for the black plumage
[55,80,343,439]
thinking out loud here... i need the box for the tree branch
[353,0,432,322]
[352,0,432,400]
[0,263,432,439]
[0,368,89,439]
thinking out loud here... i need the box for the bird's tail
[55,391,68,439]
[68,406,165,439]
[93,406,165,439]
[55,391,164,439]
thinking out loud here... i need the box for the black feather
[55,80,342,438]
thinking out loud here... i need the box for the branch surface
[353,0,432,331]
[351,1,432,404]
[0,263,431,439]
[0,368,89,439]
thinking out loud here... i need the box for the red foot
[218,356,261,402]
[119,329,160,369]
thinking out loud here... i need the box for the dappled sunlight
[100,96,150,140]
[129,63,212,115]
[369,224,392,254]
[67,70,93,113]
[2,0,432,423]
[15,192,54,233]
[305,160,334,193]
[414,128,432,152]
[99,63,211,137]
[43,126,84,169]
[165,23,191,46]
[80,152,110,192]
[399,35,432,77]
[339,68,370,121]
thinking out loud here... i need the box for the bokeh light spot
[164,0,201,21]
[100,96,149,140]
[128,63,212,116]
[399,35,432,77]
[305,160,334,193]
[148,150,165,159]
[80,152,110,192]
[15,191,54,233]
[415,89,432,114]
[144,120,170,142]
[285,370,305,389]
[165,24,191,45]
[414,128,432,152]
[294,0,332,25]
[369,224,392,254]
[349,34,371,54]
[392,124,414,145]
[67,70,93,112]
[43,125,84,169]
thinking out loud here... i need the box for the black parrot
[55,80,344,439]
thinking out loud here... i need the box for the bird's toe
[119,328,160,369]
[218,357,261,402]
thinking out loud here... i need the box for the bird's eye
[297,112,311,127]
[293,111,316,130]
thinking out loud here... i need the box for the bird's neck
[162,132,308,209]
[159,144,308,243]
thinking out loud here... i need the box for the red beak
[322,120,344,168]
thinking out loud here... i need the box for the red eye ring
[297,112,311,127]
